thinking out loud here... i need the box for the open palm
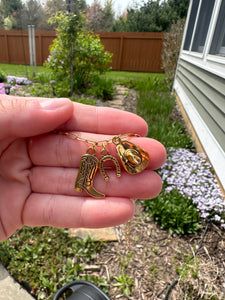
[0,96,166,241]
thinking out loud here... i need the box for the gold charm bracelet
[57,131,150,199]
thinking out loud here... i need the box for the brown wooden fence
[0,30,164,72]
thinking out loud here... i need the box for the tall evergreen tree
[44,0,66,18]
[86,0,115,32]
[113,0,189,32]
[167,0,189,20]
[101,0,114,31]
[0,0,23,18]
[66,0,86,14]
[0,0,23,28]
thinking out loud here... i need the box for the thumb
[0,95,74,139]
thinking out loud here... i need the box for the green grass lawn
[136,77,193,149]
[105,70,164,84]
[0,63,161,83]
[0,63,45,77]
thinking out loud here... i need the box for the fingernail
[40,98,70,110]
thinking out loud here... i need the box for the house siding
[176,59,225,153]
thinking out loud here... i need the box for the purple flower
[160,148,225,227]
[7,76,32,85]
[0,83,5,94]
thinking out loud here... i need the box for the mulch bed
[83,206,225,299]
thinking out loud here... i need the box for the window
[210,0,225,56]
[183,0,200,51]
[191,0,216,53]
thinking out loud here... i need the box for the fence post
[31,25,37,66]
[118,35,124,71]
[28,25,33,65]
[28,25,37,66]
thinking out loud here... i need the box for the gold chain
[56,131,140,147]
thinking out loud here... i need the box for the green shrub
[0,69,6,82]
[34,71,52,84]
[143,189,201,235]
[46,12,112,96]
[87,76,114,100]
[27,83,53,97]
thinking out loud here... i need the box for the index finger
[59,103,148,136]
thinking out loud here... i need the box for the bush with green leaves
[46,12,112,97]
[33,71,52,84]
[143,189,201,235]
[87,76,114,100]
[0,69,6,82]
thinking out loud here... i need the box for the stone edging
[0,264,34,300]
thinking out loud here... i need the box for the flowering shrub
[7,76,32,85]
[160,148,225,227]
[144,148,225,234]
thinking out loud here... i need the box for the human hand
[0,95,166,241]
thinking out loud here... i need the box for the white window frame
[180,0,225,79]
[182,0,203,56]
[206,0,225,61]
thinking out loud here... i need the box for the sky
[37,0,147,16]
[86,0,147,15]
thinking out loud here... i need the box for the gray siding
[176,59,225,152]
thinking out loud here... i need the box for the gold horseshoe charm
[99,155,122,181]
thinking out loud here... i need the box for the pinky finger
[22,194,135,229]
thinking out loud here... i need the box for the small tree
[46,12,112,96]
[86,0,104,32]
[86,0,115,32]
[45,0,66,14]
[101,0,114,32]
[17,0,45,29]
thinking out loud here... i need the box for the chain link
[56,131,140,147]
